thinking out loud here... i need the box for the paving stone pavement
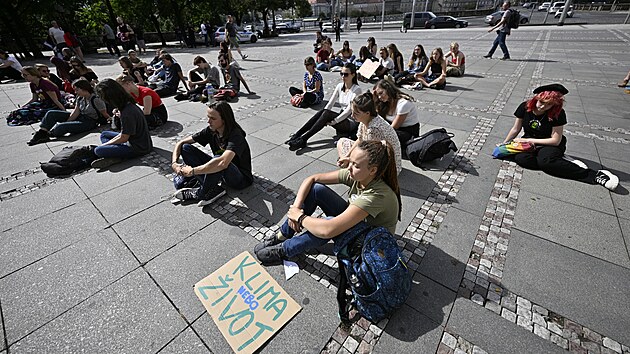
[1,24,629,353]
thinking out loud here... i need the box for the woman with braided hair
[254,139,401,266]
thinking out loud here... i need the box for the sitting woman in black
[500,83,619,191]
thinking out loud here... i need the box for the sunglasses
[340,72,351,77]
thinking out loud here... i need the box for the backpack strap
[336,257,351,323]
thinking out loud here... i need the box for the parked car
[243,24,263,37]
[548,1,565,13]
[424,16,468,29]
[554,5,574,17]
[214,27,258,45]
[274,22,301,33]
[522,2,538,8]
[401,12,437,30]
[538,2,551,10]
[321,22,343,32]
[485,11,529,26]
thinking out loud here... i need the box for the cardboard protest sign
[194,251,302,354]
[358,59,380,79]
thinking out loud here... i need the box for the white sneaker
[594,170,619,191]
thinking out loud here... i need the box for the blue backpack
[334,223,411,323]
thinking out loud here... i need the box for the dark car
[424,16,468,29]
[401,12,437,31]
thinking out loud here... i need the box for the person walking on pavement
[226,15,248,60]
[356,17,362,34]
[334,16,342,42]
[200,21,209,47]
[484,1,512,60]
[102,22,121,57]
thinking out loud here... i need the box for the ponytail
[358,140,401,220]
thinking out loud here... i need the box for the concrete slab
[158,328,209,353]
[90,172,173,224]
[601,157,630,221]
[514,191,629,267]
[0,179,86,231]
[418,207,481,291]
[372,304,443,354]
[447,298,567,354]
[0,229,137,345]
[8,269,186,353]
[406,273,457,326]
[0,200,108,278]
[503,229,630,346]
[452,151,502,217]
[72,158,157,197]
[252,145,317,183]
[145,221,259,320]
[112,200,216,263]
[520,166,615,215]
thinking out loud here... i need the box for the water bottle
[205,84,215,97]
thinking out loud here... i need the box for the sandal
[618,79,629,87]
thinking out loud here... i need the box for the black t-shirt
[163,63,182,89]
[192,127,253,185]
[514,101,567,139]
[226,22,237,37]
[120,103,153,155]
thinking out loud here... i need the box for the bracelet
[297,213,308,228]
[191,167,195,176]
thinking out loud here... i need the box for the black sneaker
[500,56,511,61]
[27,130,50,146]
[91,157,123,169]
[255,243,286,266]
[197,185,226,207]
[284,134,297,144]
[594,170,619,191]
[254,231,286,254]
[288,137,307,151]
[483,54,492,58]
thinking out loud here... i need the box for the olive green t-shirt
[338,169,399,234]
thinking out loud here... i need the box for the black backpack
[507,9,520,29]
[405,128,458,168]
[40,146,97,176]
[335,223,411,323]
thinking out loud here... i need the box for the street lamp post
[381,0,385,30]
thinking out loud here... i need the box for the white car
[321,22,343,32]
[554,5,574,17]
[548,1,565,14]
[538,2,552,10]
[214,27,258,45]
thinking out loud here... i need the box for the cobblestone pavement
[1,24,629,353]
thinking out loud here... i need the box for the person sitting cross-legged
[28,79,109,145]
[171,101,253,206]
[254,139,401,266]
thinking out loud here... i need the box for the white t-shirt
[200,24,207,34]
[325,83,363,124]
[49,27,65,44]
[379,57,394,70]
[0,54,22,72]
[384,98,419,128]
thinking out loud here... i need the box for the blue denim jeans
[280,183,361,258]
[94,131,136,159]
[316,62,330,71]
[174,144,250,198]
[488,31,509,58]
[41,110,97,137]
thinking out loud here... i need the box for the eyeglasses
[340,72,350,77]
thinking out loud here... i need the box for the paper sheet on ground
[283,260,299,280]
